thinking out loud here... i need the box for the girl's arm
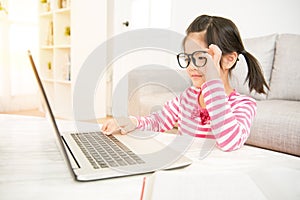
[134,96,180,132]
[101,97,180,135]
[202,79,257,151]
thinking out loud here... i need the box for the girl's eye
[197,56,205,60]
[194,56,207,67]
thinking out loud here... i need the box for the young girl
[102,15,269,152]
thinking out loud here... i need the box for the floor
[1,109,113,124]
[1,109,45,117]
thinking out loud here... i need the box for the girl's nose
[187,62,200,71]
[187,61,198,70]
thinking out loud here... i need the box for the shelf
[42,78,56,83]
[39,0,72,119]
[54,44,71,49]
[55,8,71,14]
[41,45,71,49]
[42,78,71,85]
[39,9,70,17]
[41,45,54,49]
[56,80,71,85]
[40,12,53,17]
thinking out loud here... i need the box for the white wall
[72,0,107,119]
[170,0,300,38]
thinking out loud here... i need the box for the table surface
[1,114,300,200]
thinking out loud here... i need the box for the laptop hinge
[61,136,81,169]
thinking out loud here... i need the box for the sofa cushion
[268,34,300,100]
[246,100,300,156]
[230,34,277,100]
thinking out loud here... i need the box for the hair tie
[241,50,247,55]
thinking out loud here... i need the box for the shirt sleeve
[201,79,257,151]
[135,96,180,132]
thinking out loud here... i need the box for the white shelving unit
[38,0,72,119]
[38,0,108,120]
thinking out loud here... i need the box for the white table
[1,114,300,200]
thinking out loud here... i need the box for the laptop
[28,50,192,181]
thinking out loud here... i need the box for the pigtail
[242,51,269,94]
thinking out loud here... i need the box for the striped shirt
[135,79,257,151]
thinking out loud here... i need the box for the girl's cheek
[196,67,207,75]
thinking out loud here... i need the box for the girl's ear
[221,52,238,69]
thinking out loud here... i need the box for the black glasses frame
[177,50,208,68]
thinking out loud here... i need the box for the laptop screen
[27,50,76,179]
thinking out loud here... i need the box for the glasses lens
[193,51,207,67]
[177,53,189,68]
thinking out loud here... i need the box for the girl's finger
[101,122,108,131]
[209,44,222,58]
[120,128,127,135]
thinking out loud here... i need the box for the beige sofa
[128,33,300,156]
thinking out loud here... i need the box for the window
[0,0,38,111]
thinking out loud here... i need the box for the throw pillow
[268,34,300,100]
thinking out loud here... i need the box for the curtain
[0,0,39,112]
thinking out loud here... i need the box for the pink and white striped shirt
[135,79,257,151]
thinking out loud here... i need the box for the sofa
[127,33,300,156]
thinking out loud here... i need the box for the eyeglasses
[177,50,207,68]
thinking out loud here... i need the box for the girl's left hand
[101,117,137,135]
[204,44,222,81]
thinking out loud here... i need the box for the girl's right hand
[203,44,222,81]
[101,117,137,135]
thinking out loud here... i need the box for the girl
[102,15,269,152]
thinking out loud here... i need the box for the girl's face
[184,32,209,88]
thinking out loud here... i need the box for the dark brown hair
[186,15,269,94]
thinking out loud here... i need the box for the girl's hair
[186,15,269,94]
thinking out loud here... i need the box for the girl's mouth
[191,74,203,78]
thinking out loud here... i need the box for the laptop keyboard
[71,132,145,169]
